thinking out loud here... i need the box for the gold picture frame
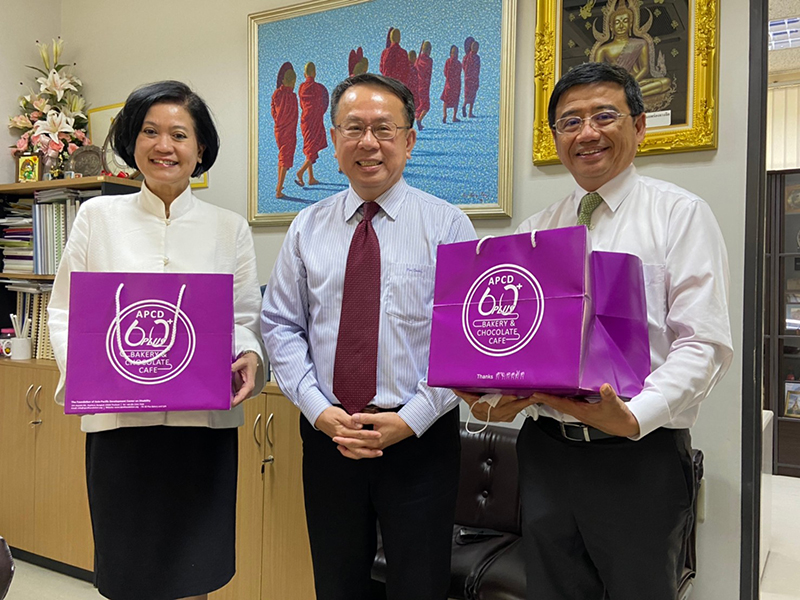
[88,102,209,189]
[532,0,719,166]
[16,153,43,183]
[248,0,516,225]
[785,382,800,418]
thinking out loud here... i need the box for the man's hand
[231,352,259,407]
[532,384,640,437]
[453,390,537,423]
[332,412,414,460]
[315,406,383,459]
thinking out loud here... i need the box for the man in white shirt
[461,63,733,599]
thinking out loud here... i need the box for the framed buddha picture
[532,0,719,165]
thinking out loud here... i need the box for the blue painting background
[256,0,503,215]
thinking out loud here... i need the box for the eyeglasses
[552,110,629,135]
[335,121,411,140]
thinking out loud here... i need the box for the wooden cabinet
[0,360,93,570]
[212,384,315,600]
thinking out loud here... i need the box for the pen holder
[10,337,32,361]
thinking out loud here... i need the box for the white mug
[10,337,32,360]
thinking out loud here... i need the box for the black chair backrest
[455,424,521,535]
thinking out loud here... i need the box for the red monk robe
[271,85,298,169]
[298,77,329,163]
[440,55,462,109]
[463,50,481,104]
[414,53,433,118]
[380,43,410,86]
[407,61,419,109]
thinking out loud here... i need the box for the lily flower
[52,38,63,66]
[32,96,51,113]
[8,114,33,130]
[61,92,86,121]
[37,41,50,71]
[37,69,78,102]
[32,109,74,143]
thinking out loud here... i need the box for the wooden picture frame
[532,0,719,165]
[248,0,516,226]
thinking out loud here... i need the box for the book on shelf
[14,289,54,360]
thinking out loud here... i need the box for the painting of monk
[252,0,512,222]
[440,45,462,123]
[414,41,433,130]
[296,62,329,187]
[271,62,298,199]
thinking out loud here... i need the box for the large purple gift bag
[428,226,650,399]
[65,272,234,414]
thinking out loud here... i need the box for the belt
[333,404,402,414]
[536,417,617,442]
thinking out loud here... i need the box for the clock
[101,132,139,178]
[67,145,103,177]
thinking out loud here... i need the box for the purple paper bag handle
[476,231,538,255]
[114,282,187,365]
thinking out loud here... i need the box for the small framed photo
[785,382,800,418]
[787,304,800,330]
[16,153,42,183]
[787,184,800,214]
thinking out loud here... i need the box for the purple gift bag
[65,272,234,414]
[428,226,650,399]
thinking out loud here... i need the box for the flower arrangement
[7,38,90,171]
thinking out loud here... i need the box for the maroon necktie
[333,201,381,414]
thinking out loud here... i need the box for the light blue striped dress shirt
[261,178,477,435]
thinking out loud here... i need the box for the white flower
[61,92,86,121]
[32,109,74,142]
[37,69,79,102]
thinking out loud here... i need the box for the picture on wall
[248,0,516,225]
[532,0,719,165]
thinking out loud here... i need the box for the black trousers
[516,418,694,600]
[300,408,460,600]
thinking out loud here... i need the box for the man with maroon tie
[261,73,475,600]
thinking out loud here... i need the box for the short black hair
[110,80,219,178]
[330,73,415,128]
[548,62,644,128]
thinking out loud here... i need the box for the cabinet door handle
[265,413,275,447]
[29,420,42,428]
[263,455,274,464]
[253,413,262,448]
[33,386,43,414]
[24,384,34,412]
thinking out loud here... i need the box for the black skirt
[85,425,238,600]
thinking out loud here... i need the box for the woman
[47,80,266,600]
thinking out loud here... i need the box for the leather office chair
[0,536,14,600]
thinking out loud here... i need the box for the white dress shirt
[261,178,477,436]
[516,165,733,439]
[48,183,266,433]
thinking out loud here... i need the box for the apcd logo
[462,264,545,357]
[105,285,196,385]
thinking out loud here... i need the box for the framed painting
[248,0,516,226]
[87,102,208,189]
[785,382,800,418]
[532,0,719,165]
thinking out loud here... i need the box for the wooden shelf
[0,273,55,281]
[0,176,141,195]
[0,358,57,370]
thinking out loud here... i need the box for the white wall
[53,1,748,598]
[0,0,62,183]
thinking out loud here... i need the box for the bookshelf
[0,176,141,355]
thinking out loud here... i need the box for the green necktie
[577,192,603,228]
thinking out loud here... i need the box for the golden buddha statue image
[590,1,675,112]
